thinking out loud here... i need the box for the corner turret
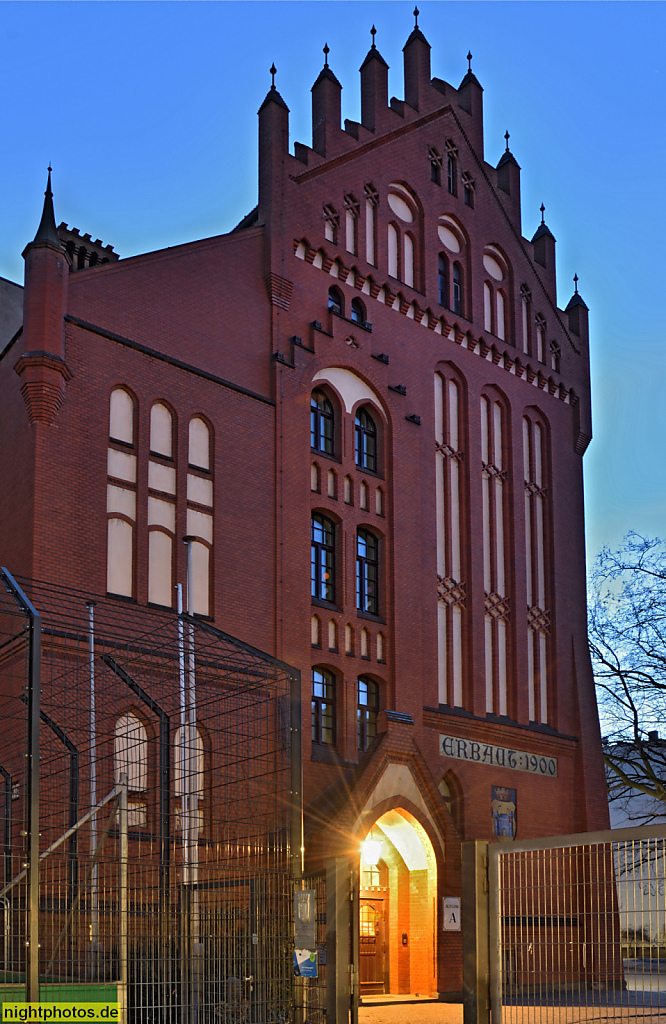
[565,275,589,342]
[496,132,521,231]
[258,66,290,226]
[531,205,557,302]
[566,275,592,454]
[17,168,72,425]
[457,53,484,155]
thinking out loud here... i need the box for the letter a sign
[442,896,461,931]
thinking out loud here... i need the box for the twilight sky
[1,0,663,563]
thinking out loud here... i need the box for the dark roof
[403,27,430,49]
[360,45,389,71]
[312,65,342,90]
[531,221,556,243]
[565,291,589,312]
[458,70,482,90]
[258,86,289,114]
[497,149,520,170]
[33,169,61,247]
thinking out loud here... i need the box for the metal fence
[0,569,302,1024]
[488,825,666,1023]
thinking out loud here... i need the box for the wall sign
[294,889,316,949]
[442,897,461,931]
[439,734,557,777]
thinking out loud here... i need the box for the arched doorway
[359,808,438,997]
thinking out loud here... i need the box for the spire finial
[467,51,473,71]
[370,24,377,48]
[270,63,277,89]
[504,130,510,151]
[413,6,419,28]
[323,42,329,67]
[573,273,579,294]
[33,165,60,246]
[540,203,546,224]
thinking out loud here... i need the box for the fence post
[326,857,350,1024]
[462,840,490,1024]
[118,773,128,1024]
[1,569,41,1003]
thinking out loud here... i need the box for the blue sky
[1,1,663,562]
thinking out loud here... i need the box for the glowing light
[361,837,382,867]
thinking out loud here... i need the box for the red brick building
[0,21,608,1004]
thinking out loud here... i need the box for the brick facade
[0,24,607,1001]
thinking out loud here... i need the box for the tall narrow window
[496,291,506,341]
[404,234,414,288]
[484,282,493,333]
[311,390,334,454]
[387,184,419,288]
[387,223,399,279]
[549,341,561,373]
[355,408,377,473]
[311,513,336,603]
[312,668,335,745]
[481,395,510,717]
[148,402,175,607]
[462,172,475,208]
[435,374,466,708]
[364,183,378,266]
[429,147,442,185]
[114,713,147,792]
[520,286,531,354]
[356,529,379,615]
[535,315,546,363]
[357,677,379,751]
[446,142,458,195]
[524,416,550,724]
[107,388,137,598]
[187,417,213,616]
[452,263,463,316]
[174,724,204,834]
[323,204,339,244]
[438,253,449,308]
[344,193,359,255]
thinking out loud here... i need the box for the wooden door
[359,897,386,994]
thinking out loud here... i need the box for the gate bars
[475,824,666,1024]
[0,570,302,1023]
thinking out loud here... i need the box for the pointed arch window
[107,388,137,598]
[387,184,420,288]
[364,183,379,266]
[481,394,511,717]
[312,668,335,745]
[435,372,466,708]
[328,286,343,316]
[445,140,458,196]
[174,725,204,800]
[357,677,380,751]
[187,417,213,617]
[438,253,449,307]
[356,529,379,615]
[350,298,366,326]
[114,713,147,792]
[452,262,464,316]
[311,513,336,603]
[355,407,377,473]
[523,415,551,724]
[344,193,359,255]
[148,402,176,608]
[311,390,334,455]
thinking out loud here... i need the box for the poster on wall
[491,786,516,840]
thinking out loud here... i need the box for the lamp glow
[362,837,382,867]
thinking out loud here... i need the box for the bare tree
[589,533,666,823]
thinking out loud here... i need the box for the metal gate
[0,569,302,1024]
[487,824,666,1023]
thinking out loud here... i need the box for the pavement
[359,1002,462,1024]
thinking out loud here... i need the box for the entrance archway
[359,808,438,997]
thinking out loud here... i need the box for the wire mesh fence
[490,826,666,1023]
[0,571,300,1024]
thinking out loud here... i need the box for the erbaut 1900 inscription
[439,734,557,777]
